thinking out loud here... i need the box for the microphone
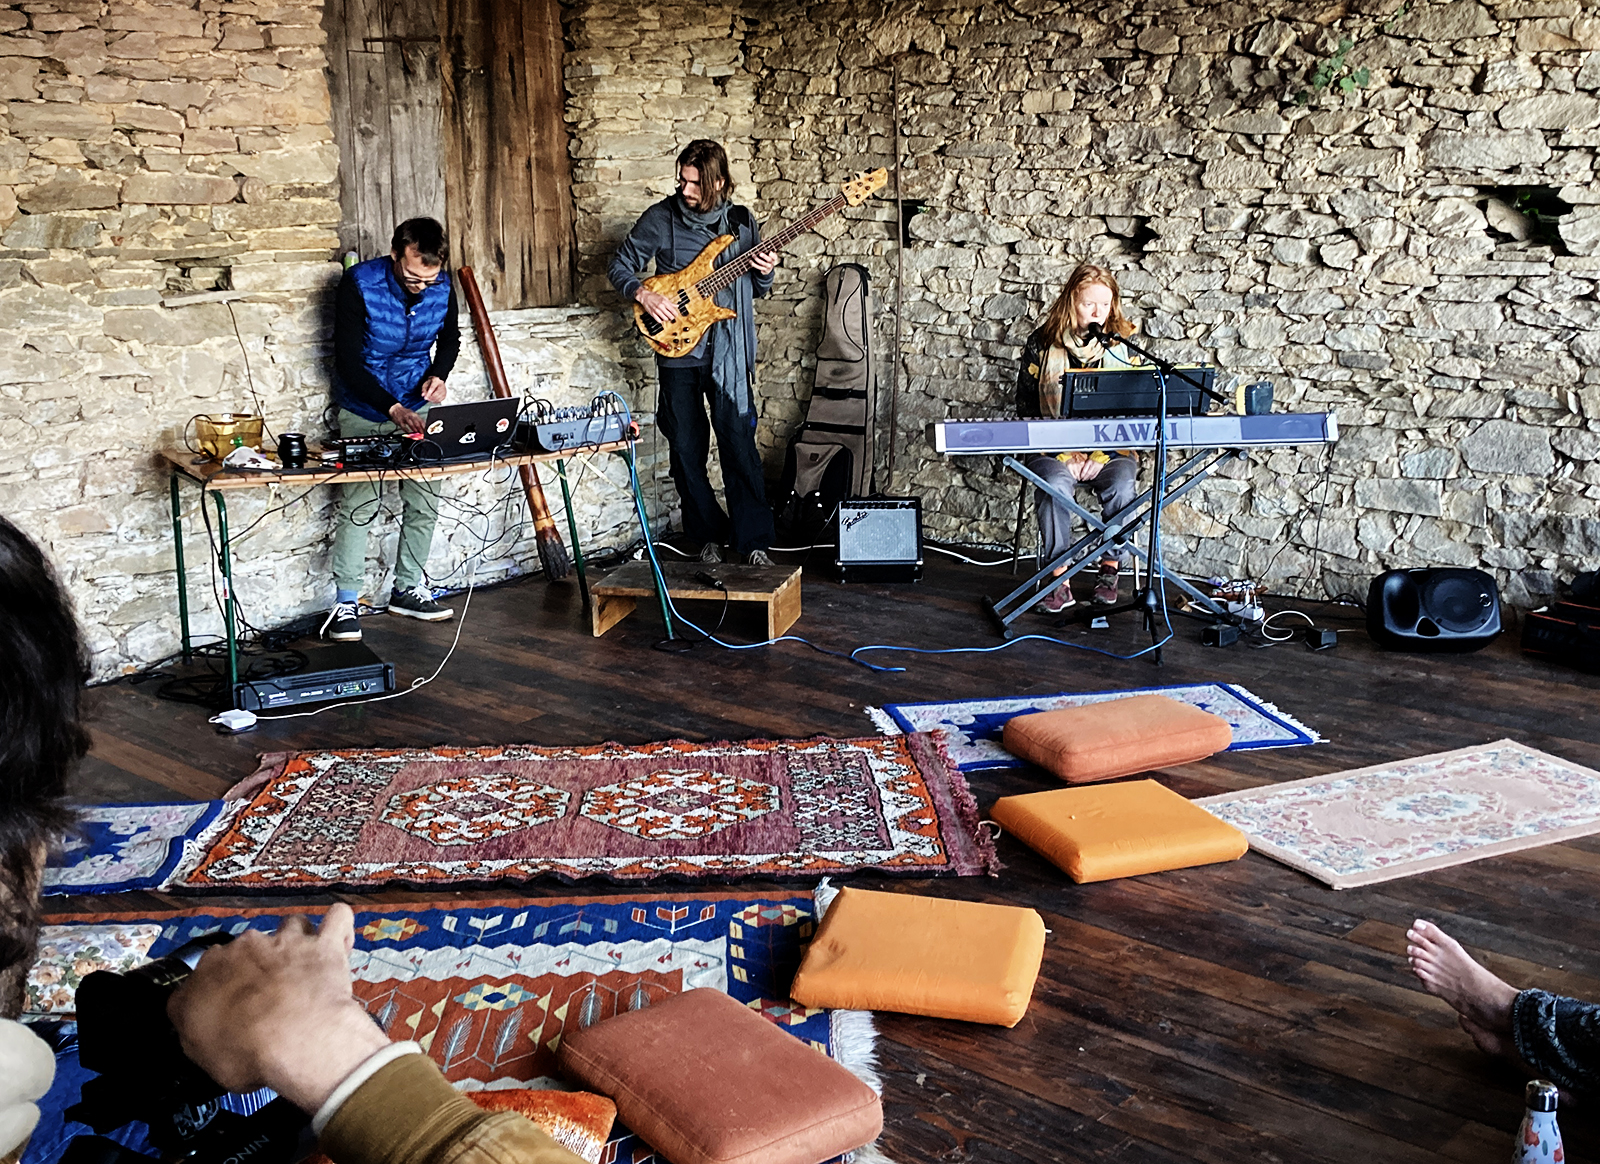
[1084,321,1111,342]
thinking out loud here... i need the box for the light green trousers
[330,408,441,595]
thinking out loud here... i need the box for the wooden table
[162,440,636,703]
[590,558,802,640]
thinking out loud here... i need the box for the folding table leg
[555,458,589,607]
[625,443,675,639]
[212,491,239,702]
[170,473,192,664]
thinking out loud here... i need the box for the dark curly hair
[0,516,87,1014]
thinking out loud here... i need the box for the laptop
[413,398,520,463]
[1060,367,1215,418]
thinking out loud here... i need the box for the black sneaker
[320,600,361,641]
[745,549,775,567]
[389,584,453,622]
[699,542,724,564]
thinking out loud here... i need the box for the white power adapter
[209,708,258,733]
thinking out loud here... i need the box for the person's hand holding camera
[166,904,389,1115]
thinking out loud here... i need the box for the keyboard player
[1016,262,1140,612]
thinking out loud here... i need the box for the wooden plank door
[441,0,574,309]
[325,0,448,262]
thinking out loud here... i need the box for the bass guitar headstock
[840,168,888,207]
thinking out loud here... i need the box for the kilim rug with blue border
[26,892,881,1164]
[870,682,1323,772]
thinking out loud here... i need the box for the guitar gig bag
[775,263,875,539]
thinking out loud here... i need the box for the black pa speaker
[1366,568,1502,653]
[835,498,922,583]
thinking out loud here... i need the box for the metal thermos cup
[278,432,307,468]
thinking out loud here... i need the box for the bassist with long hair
[609,140,779,567]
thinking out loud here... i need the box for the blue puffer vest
[336,256,453,423]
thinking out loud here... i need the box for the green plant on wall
[1294,37,1370,104]
[1291,1,1409,106]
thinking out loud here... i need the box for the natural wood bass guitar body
[632,168,886,359]
[634,235,739,359]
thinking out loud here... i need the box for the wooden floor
[62,551,1600,1163]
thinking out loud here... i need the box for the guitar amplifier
[835,498,922,583]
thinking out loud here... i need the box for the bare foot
[1406,918,1519,1041]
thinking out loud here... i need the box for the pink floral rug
[1197,739,1600,889]
[176,733,997,890]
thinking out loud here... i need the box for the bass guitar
[632,168,887,358]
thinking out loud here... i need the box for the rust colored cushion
[991,778,1249,883]
[557,988,882,1164]
[1001,693,1233,783]
[788,886,1045,1027]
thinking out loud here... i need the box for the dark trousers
[657,364,775,555]
[1514,988,1600,1096]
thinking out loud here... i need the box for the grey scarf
[675,194,730,235]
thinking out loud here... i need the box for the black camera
[65,933,309,1164]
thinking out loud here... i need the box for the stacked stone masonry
[9,0,1600,676]
[0,0,662,678]
[573,0,1600,613]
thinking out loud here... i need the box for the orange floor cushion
[1002,693,1233,783]
[991,778,1249,883]
[789,886,1045,1027]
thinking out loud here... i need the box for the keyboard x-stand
[1073,327,1223,662]
[930,404,1340,661]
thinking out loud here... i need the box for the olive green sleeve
[319,1054,585,1164]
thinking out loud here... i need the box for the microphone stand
[1082,325,1229,663]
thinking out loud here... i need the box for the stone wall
[720,0,1600,605]
[19,0,1598,680]
[0,0,659,679]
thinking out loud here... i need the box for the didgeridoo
[457,266,571,581]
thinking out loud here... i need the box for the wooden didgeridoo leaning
[457,266,571,581]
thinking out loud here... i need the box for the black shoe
[388,585,453,622]
[745,549,775,567]
[320,600,361,641]
[699,542,724,564]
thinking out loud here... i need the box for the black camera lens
[77,932,232,1079]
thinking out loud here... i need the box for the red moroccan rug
[176,733,997,890]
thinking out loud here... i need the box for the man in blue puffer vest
[323,217,461,642]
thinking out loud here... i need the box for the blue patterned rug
[869,683,1323,771]
[42,801,223,896]
[26,892,876,1164]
